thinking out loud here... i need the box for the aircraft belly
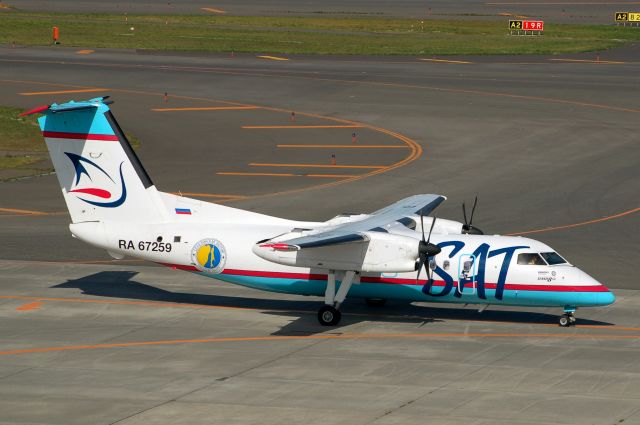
[206,272,609,307]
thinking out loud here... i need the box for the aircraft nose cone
[599,287,616,306]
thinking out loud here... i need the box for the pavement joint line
[419,58,473,64]
[152,106,260,112]
[548,58,626,64]
[242,125,363,129]
[249,163,387,169]
[257,55,289,61]
[277,144,408,149]
[19,88,108,96]
[1,332,639,357]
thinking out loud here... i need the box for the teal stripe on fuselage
[208,273,614,308]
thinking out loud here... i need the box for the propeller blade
[462,202,468,226]
[469,196,478,227]
[416,257,425,282]
[420,210,426,243]
[426,215,437,246]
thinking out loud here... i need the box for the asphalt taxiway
[0,43,639,424]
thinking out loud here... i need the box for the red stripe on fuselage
[43,131,119,141]
[157,264,609,293]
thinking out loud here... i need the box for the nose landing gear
[559,306,577,327]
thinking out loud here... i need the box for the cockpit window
[517,253,546,265]
[540,252,567,265]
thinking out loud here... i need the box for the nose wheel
[559,312,576,327]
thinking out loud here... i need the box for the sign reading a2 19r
[523,20,544,30]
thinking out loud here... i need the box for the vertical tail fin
[24,97,167,223]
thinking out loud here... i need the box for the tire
[318,305,341,326]
[365,298,387,307]
[559,315,570,327]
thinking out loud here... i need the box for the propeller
[462,195,484,235]
[416,211,441,283]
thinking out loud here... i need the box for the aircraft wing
[263,194,445,251]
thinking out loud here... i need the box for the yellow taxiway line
[249,163,386,169]
[257,55,289,61]
[548,58,627,64]
[19,88,107,96]
[217,172,355,178]
[0,207,48,215]
[419,58,473,64]
[243,125,362,129]
[277,144,408,149]
[152,106,259,112]
[201,7,226,13]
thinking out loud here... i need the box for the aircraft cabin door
[457,254,477,295]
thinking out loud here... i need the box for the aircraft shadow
[52,271,614,336]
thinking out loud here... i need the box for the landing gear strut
[318,270,356,326]
[559,307,577,327]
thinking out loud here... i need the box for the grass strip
[2,12,640,55]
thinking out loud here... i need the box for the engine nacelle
[253,231,420,273]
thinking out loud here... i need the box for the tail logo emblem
[65,152,127,208]
[192,238,227,274]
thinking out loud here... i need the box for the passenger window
[540,252,567,265]
[517,253,546,265]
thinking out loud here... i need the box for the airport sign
[523,20,544,31]
[630,12,640,21]
[509,20,523,30]
[615,12,629,21]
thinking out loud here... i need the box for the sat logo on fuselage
[65,152,127,208]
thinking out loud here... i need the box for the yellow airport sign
[509,20,523,29]
[615,12,628,21]
[629,12,640,21]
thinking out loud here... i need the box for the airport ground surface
[0,37,639,424]
[7,0,636,24]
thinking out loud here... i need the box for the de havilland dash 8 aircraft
[22,97,615,327]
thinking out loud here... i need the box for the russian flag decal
[175,208,192,215]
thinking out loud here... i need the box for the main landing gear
[559,306,577,327]
[318,270,357,326]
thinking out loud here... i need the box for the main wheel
[559,314,570,327]
[318,305,341,326]
[365,298,387,307]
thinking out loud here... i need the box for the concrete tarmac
[0,45,639,424]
